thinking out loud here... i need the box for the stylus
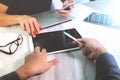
[64,32,80,44]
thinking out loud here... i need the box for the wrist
[17,15,30,23]
[96,48,107,59]
[16,65,32,80]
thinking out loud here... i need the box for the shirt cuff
[0,71,20,80]
[96,53,119,74]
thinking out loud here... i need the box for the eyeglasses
[0,35,23,55]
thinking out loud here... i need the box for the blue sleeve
[0,72,20,80]
[96,53,120,80]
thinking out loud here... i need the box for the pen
[33,29,38,38]
[64,32,80,44]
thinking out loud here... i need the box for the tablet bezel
[28,28,81,54]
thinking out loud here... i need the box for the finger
[58,10,71,14]
[86,55,95,62]
[73,39,82,45]
[32,18,41,32]
[41,48,47,55]
[47,58,58,69]
[73,39,84,49]
[42,48,46,52]
[29,21,35,36]
[63,5,74,11]
[63,1,74,10]
[57,12,69,17]
[83,50,90,56]
[35,46,40,54]
[82,47,91,56]
[72,40,78,45]
[41,48,47,59]
[63,0,70,6]
[19,22,26,30]
[24,20,31,34]
[77,38,88,47]
[79,38,93,45]
[87,52,94,60]
[70,5,74,9]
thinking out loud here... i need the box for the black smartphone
[84,12,120,29]
[30,28,82,54]
[60,3,74,10]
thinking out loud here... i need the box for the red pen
[33,29,38,37]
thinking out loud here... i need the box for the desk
[0,1,120,80]
[84,0,120,15]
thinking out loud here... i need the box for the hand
[16,46,58,80]
[73,38,107,61]
[18,15,42,37]
[57,0,74,16]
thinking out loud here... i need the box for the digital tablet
[84,12,120,29]
[29,28,82,54]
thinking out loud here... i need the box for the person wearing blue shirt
[0,38,120,80]
[74,38,120,80]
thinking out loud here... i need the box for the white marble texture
[28,51,95,80]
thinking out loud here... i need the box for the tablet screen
[32,28,82,54]
[84,12,120,29]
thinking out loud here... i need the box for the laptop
[31,10,73,28]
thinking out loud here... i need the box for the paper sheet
[0,26,30,76]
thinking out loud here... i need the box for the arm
[0,3,24,26]
[74,38,120,80]
[0,13,22,27]
[0,3,41,37]
[0,13,40,37]
[96,53,120,80]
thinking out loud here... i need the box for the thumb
[63,0,69,6]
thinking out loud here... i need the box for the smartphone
[29,28,82,54]
[60,3,74,10]
[84,12,120,29]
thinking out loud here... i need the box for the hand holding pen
[18,15,42,38]
[71,37,107,61]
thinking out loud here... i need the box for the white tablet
[28,28,82,54]
[84,12,120,29]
